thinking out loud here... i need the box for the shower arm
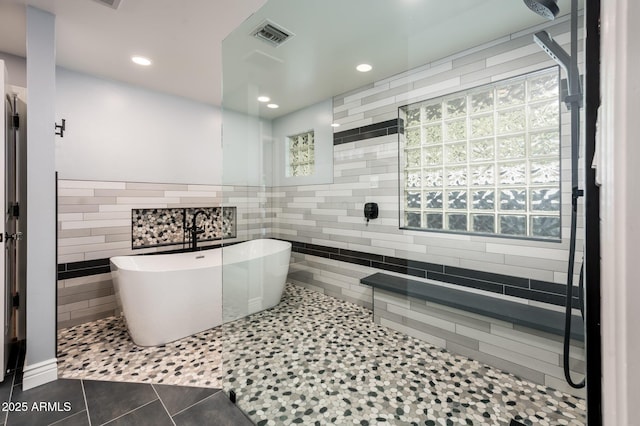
[533,30,582,109]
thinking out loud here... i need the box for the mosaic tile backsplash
[131,207,236,249]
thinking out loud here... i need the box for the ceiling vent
[252,21,293,47]
[91,0,124,10]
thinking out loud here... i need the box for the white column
[23,6,57,390]
[599,0,640,423]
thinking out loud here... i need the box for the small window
[287,130,315,177]
[399,68,561,240]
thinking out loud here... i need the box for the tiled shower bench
[360,272,586,397]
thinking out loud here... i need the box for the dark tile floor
[0,343,252,426]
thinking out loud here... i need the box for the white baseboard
[22,358,58,390]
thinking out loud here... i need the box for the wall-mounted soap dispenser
[364,202,378,225]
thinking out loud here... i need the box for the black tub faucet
[188,209,209,251]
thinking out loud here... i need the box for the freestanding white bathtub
[110,239,291,346]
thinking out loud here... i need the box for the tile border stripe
[57,238,576,308]
[57,242,233,281]
[333,119,401,145]
[283,239,577,308]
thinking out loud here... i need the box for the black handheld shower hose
[564,180,585,389]
[562,0,586,390]
[526,0,585,389]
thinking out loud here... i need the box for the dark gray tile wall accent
[333,119,401,145]
[57,243,229,281]
[58,258,111,280]
[283,239,579,308]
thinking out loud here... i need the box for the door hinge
[10,203,19,218]
[12,294,19,308]
[4,232,23,242]
[12,114,19,130]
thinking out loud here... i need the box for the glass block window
[399,68,561,239]
[287,130,315,177]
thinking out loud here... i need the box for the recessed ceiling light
[267,103,279,109]
[331,123,341,128]
[131,56,152,66]
[356,63,372,72]
[257,96,271,103]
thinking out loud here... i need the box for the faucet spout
[189,209,209,251]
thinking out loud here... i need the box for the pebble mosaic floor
[58,283,586,425]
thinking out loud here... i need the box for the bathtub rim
[110,238,291,273]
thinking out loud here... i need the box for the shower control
[364,203,378,225]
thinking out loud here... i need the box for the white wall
[24,6,57,389]
[55,68,221,184]
[221,108,272,186]
[600,0,640,423]
[271,99,334,186]
[0,62,7,377]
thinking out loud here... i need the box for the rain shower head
[523,0,559,20]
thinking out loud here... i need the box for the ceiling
[0,0,266,105]
[223,0,578,119]
[0,0,579,117]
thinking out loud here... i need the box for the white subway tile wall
[275,17,584,297]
